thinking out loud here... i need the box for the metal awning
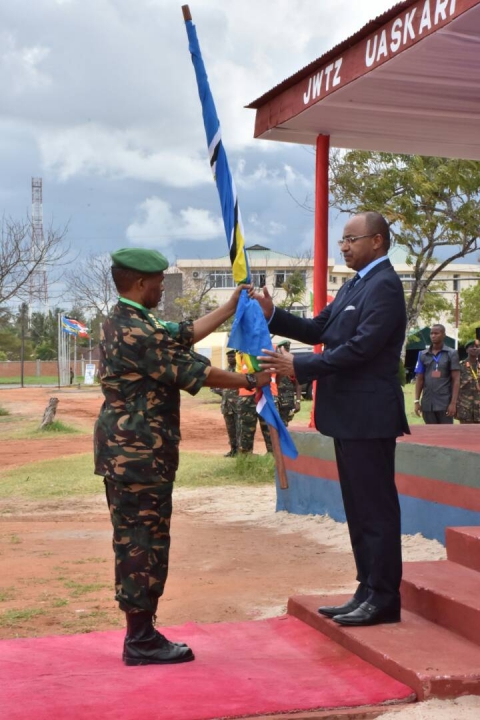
[248,0,480,160]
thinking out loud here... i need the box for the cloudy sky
[0,0,396,270]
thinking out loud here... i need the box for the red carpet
[0,616,414,719]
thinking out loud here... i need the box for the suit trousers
[333,437,402,609]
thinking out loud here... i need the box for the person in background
[414,324,460,424]
[213,348,239,457]
[456,339,480,424]
[276,340,301,426]
[94,248,270,667]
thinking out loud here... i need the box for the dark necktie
[346,273,361,292]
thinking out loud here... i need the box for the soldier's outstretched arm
[193,285,247,342]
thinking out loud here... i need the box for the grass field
[0,451,276,501]
[0,376,80,385]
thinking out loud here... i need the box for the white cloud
[38,124,211,186]
[0,32,51,93]
[126,197,224,251]
[0,0,397,263]
[236,159,312,190]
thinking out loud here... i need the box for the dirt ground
[0,386,360,640]
[0,386,479,719]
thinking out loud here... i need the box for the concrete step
[401,560,480,644]
[288,594,480,701]
[446,526,480,573]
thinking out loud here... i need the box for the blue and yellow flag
[185,19,249,285]
[184,12,297,460]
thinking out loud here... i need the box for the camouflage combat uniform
[94,299,209,614]
[277,375,297,427]
[221,367,239,453]
[237,395,273,452]
[456,360,480,424]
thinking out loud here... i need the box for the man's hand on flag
[247,284,274,321]
[258,348,295,377]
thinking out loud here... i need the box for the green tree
[277,268,307,312]
[329,151,480,332]
[458,281,480,345]
[0,216,69,305]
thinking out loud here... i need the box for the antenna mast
[29,177,49,312]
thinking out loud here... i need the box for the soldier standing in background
[94,248,270,667]
[456,339,480,424]
[217,349,239,457]
[276,340,302,426]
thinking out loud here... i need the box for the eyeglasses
[338,234,376,248]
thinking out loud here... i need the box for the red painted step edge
[288,594,480,701]
[401,560,480,645]
[446,526,480,573]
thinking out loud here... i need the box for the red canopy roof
[248,0,480,160]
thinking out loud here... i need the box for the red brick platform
[288,526,480,701]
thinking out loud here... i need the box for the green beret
[277,339,291,348]
[111,248,169,274]
[465,340,477,349]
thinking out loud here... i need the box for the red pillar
[313,135,330,323]
[310,135,329,427]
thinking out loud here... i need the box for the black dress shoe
[333,601,400,626]
[318,597,361,618]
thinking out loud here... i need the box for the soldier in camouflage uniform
[221,349,239,456]
[94,248,270,666]
[456,340,480,424]
[276,340,302,426]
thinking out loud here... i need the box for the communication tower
[29,177,49,311]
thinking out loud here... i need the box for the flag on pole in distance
[62,316,89,338]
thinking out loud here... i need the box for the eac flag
[184,13,297,460]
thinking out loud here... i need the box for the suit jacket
[269,259,410,440]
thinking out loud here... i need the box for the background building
[177,244,480,338]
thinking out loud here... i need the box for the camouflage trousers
[104,477,173,614]
[223,409,239,452]
[237,395,272,453]
[278,402,295,427]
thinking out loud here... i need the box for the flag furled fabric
[62,317,89,337]
[256,385,298,459]
[185,20,249,285]
[185,16,298,461]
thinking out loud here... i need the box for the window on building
[251,270,266,287]
[329,274,338,284]
[453,274,460,292]
[274,269,307,288]
[208,270,235,288]
[342,277,348,284]
[290,305,308,318]
[398,273,414,280]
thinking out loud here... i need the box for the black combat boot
[122,611,194,666]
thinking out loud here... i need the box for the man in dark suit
[253,211,410,626]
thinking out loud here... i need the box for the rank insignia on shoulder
[147,313,164,330]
